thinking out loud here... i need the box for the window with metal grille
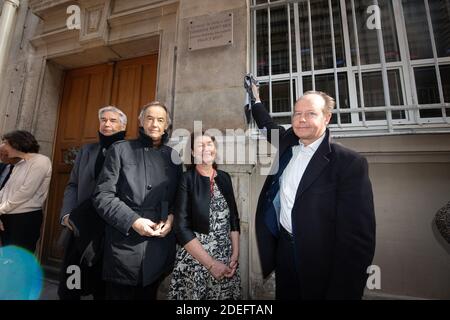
[251,0,450,136]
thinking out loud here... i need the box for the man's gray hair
[98,106,127,126]
[138,101,171,126]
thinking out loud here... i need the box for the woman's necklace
[196,166,216,196]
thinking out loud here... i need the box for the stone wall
[338,133,450,299]
[172,0,248,132]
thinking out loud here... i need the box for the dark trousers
[0,210,43,253]
[275,226,302,300]
[58,231,106,300]
[105,278,163,300]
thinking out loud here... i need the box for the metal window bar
[268,7,273,114]
[251,0,288,11]
[340,0,360,125]
[251,4,263,131]
[393,0,421,126]
[409,57,450,66]
[294,2,303,97]
[252,6,257,79]
[247,0,251,74]
[328,103,450,113]
[307,0,315,90]
[328,0,342,128]
[250,1,260,136]
[350,0,368,126]
[424,0,449,123]
[374,0,394,132]
[287,4,294,113]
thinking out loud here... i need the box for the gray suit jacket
[59,143,101,222]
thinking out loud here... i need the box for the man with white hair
[58,106,127,300]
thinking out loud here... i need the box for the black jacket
[174,169,240,246]
[252,102,376,299]
[69,198,105,267]
[57,199,105,298]
[93,131,182,286]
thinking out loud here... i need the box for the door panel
[61,76,88,141]
[83,69,114,140]
[111,54,158,138]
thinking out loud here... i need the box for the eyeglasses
[292,111,319,120]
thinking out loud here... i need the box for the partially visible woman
[168,132,241,300]
[0,130,52,253]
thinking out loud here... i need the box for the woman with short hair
[0,130,52,253]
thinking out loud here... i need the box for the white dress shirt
[0,153,52,215]
[279,133,326,234]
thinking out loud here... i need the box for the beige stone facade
[0,0,449,299]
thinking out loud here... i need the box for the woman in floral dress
[168,132,241,300]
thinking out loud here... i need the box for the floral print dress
[168,183,241,300]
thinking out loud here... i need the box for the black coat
[68,198,105,267]
[57,143,104,299]
[252,102,376,299]
[174,169,240,246]
[93,132,182,286]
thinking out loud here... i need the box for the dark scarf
[137,126,169,148]
[95,130,126,178]
[99,130,126,149]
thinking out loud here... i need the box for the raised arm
[250,84,286,143]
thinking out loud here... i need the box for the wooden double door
[41,54,158,269]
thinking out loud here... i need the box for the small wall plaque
[188,12,233,51]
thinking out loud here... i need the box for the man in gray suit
[58,106,127,300]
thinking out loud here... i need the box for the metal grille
[251,0,450,136]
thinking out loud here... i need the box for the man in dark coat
[251,84,376,300]
[58,106,127,300]
[93,101,182,300]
